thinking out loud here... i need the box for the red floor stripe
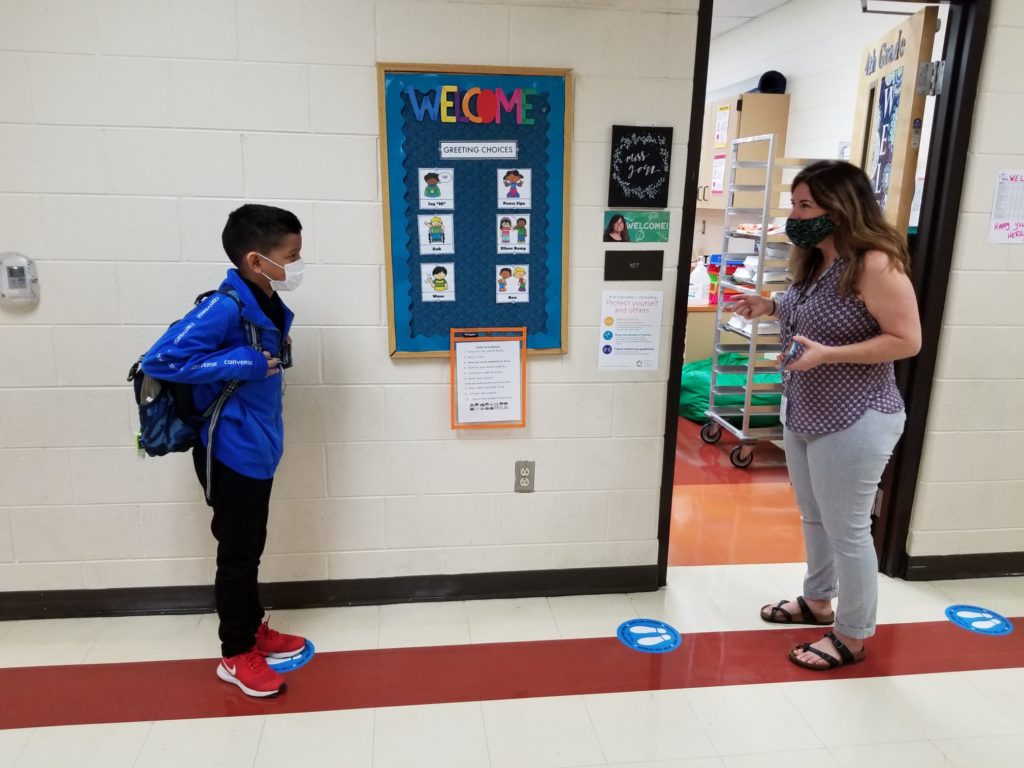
[2,618,1023,730]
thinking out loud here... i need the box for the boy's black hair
[432,266,447,276]
[424,172,440,182]
[222,204,302,267]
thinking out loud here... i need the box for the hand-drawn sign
[608,125,673,209]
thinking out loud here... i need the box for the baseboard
[904,552,1024,581]
[0,565,660,621]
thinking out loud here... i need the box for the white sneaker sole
[263,647,305,660]
[216,664,285,698]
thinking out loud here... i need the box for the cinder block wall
[910,0,1024,557]
[0,0,697,592]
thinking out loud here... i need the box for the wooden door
[850,6,938,229]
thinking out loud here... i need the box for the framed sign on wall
[607,125,673,209]
[378,63,573,357]
[850,6,937,231]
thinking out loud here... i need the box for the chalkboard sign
[607,125,673,209]
[379,63,573,357]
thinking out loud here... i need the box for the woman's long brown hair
[789,160,910,294]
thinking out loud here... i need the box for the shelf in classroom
[718,322,781,341]
[716,342,784,355]
[726,207,791,217]
[724,230,790,243]
[704,409,784,439]
[714,280,759,297]
[712,382,784,396]
[714,359,780,375]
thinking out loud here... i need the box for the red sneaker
[217,649,285,698]
[255,619,306,659]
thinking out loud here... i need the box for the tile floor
[1,567,1022,767]
[1,421,1021,766]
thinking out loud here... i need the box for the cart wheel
[730,444,754,469]
[700,422,722,444]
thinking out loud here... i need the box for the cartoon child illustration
[423,172,441,198]
[498,267,512,293]
[499,217,512,244]
[514,266,527,292]
[426,216,445,244]
[503,169,524,198]
[427,265,448,292]
[515,217,528,243]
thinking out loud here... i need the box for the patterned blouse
[777,257,904,434]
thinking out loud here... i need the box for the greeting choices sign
[379,64,572,356]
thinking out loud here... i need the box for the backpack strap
[212,287,262,352]
[192,287,264,501]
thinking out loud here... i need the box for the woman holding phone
[731,160,921,671]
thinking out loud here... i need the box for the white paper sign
[455,340,523,424]
[988,170,1024,244]
[440,141,518,160]
[598,291,663,370]
[711,154,726,195]
[714,105,730,148]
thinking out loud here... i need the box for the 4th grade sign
[378,64,573,357]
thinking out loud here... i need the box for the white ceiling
[711,0,792,39]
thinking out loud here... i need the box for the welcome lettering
[405,86,536,125]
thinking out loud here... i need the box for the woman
[603,214,631,242]
[731,160,921,671]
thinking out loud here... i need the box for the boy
[141,204,307,697]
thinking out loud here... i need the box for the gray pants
[783,408,906,640]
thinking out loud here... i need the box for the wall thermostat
[0,252,40,308]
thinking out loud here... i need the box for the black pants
[193,445,273,658]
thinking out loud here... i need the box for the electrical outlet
[514,460,535,493]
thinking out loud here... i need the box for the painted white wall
[0,0,698,591]
[707,0,1024,559]
[909,0,1024,557]
[708,0,897,160]
[708,0,948,186]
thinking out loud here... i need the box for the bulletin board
[850,6,936,231]
[378,63,573,357]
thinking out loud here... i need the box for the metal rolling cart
[699,134,813,468]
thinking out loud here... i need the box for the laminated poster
[598,290,664,370]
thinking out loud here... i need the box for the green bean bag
[679,353,782,428]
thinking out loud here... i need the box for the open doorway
[659,0,987,580]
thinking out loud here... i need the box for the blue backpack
[127,288,260,498]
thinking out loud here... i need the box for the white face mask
[257,253,304,292]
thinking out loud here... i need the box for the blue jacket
[141,269,294,479]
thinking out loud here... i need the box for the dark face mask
[786,214,835,248]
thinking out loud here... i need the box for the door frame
[658,0,992,585]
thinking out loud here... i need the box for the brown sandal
[760,596,835,626]
[789,630,866,670]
